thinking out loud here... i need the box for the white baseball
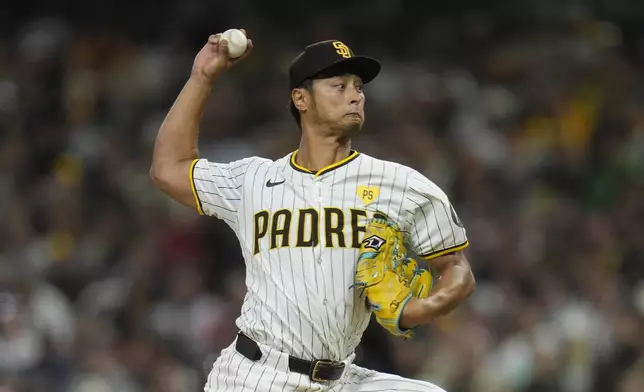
[220,29,248,59]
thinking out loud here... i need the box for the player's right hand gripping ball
[352,215,433,338]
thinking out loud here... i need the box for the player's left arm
[398,171,475,329]
[400,251,474,329]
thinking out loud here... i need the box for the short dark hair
[289,79,314,129]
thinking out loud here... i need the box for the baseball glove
[352,214,433,338]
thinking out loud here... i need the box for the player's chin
[339,117,364,136]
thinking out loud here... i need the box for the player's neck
[295,132,352,172]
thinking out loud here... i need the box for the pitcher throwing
[150,29,476,391]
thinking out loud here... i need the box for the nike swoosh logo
[266,179,285,187]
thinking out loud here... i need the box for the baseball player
[150,30,476,391]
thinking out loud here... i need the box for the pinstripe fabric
[195,151,467,391]
[405,170,468,259]
[336,364,447,391]
[205,338,446,392]
[204,336,331,391]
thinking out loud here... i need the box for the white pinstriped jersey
[190,150,469,362]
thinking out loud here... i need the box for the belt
[235,332,346,382]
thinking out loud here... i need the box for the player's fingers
[208,34,220,45]
[240,28,247,37]
[218,38,229,56]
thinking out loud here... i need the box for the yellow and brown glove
[352,214,433,338]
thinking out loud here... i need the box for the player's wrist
[399,297,426,329]
[189,70,221,87]
[400,295,449,328]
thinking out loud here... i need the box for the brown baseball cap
[288,40,381,89]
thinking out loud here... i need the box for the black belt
[235,332,345,382]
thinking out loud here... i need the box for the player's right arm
[150,32,253,211]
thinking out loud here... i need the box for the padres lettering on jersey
[253,208,381,254]
[190,150,468,361]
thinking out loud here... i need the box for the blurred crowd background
[1,0,643,391]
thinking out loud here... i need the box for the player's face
[310,74,365,135]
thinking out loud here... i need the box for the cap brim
[313,56,381,84]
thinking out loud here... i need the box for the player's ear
[291,88,308,112]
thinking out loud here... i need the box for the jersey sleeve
[405,170,469,260]
[189,157,264,224]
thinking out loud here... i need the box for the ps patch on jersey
[356,185,379,205]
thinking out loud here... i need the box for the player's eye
[356,84,364,93]
[335,83,345,90]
